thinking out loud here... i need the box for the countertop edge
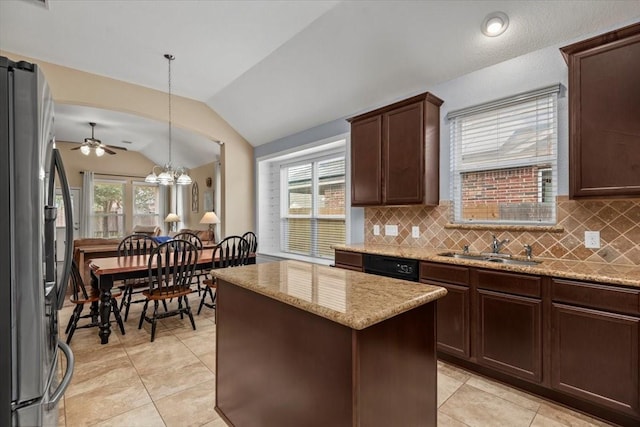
[212,265,448,330]
[334,244,640,288]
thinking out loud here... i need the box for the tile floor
[57,298,614,427]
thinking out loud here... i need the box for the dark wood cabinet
[420,262,470,358]
[348,92,443,206]
[476,289,542,383]
[474,269,543,383]
[350,116,382,205]
[561,22,640,198]
[341,248,640,425]
[551,278,640,417]
[334,250,363,272]
[551,303,639,416]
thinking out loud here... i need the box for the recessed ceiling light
[482,12,509,37]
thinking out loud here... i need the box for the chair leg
[162,300,168,312]
[123,286,133,322]
[66,304,83,344]
[197,287,209,315]
[177,296,184,319]
[111,297,126,336]
[184,295,196,331]
[150,301,159,342]
[65,305,77,334]
[138,300,149,330]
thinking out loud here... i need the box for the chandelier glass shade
[145,54,192,186]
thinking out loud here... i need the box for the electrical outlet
[412,226,420,238]
[373,225,380,236]
[385,224,398,236]
[584,231,600,249]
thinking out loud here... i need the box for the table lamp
[165,213,180,233]
[200,211,219,241]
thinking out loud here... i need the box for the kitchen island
[210,260,447,427]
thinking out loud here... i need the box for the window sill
[444,223,564,233]
[261,251,333,266]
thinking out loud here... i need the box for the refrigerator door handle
[46,340,74,409]
[53,147,74,309]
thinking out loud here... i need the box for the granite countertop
[334,244,640,288]
[210,260,447,330]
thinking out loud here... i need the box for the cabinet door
[477,289,542,383]
[552,303,639,416]
[434,282,470,358]
[350,115,382,206]
[383,102,424,205]
[565,27,640,198]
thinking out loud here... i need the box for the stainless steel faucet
[491,234,510,254]
[523,244,533,260]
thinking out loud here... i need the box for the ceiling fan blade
[103,147,117,155]
[106,145,128,151]
[70,146,82,150]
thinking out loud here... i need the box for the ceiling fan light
[80,144,91,155]
[95,146,105,157]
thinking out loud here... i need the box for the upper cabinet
[348,92,443,206]
[560,23,640,199]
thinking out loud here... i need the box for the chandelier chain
[167,54,173,166]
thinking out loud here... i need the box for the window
[91,180,125,237]
[281,156,346,259]
[448,85,560,224]
[133,182,161,228]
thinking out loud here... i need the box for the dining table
[89,249,256,344]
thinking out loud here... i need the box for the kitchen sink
[438,252,541,266]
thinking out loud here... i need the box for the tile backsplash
[364,198,640,265]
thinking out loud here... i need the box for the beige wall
[184,161,217,230]
[1,50,254,238]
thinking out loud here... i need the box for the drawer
[420,262,469,286]
[335,263,363,272]
[552,278,640,316]
[476,269,541,298]
[334,250,363,268]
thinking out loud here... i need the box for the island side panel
[215,280,353,427]
[354,302,437,426]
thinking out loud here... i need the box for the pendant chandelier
[145,54,192,186]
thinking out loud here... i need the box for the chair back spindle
[214,236,250,269]
[148,239,198,297]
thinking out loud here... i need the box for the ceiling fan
[70,122,128,156]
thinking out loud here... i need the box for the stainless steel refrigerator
[1,56,74,426]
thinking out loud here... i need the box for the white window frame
[256,136,348,265]
[280,153,346,259]
[448,84,560,225]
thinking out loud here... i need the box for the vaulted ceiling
[1,1,639,167]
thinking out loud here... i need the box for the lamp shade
[165,213,180,223]
[199,211,220,225]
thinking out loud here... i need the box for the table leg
[98,274,114,344]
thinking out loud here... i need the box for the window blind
[282,156,346,259]
[449,85,560,224]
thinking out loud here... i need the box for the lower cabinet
[334,250,363,272]
[477,289,542,383]
[420,262,470,358]
[336,250,640,425]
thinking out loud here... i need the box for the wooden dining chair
[173,231,206,295]
[117,233,158,321]
[198,235,251,318]
[65,260,125,344]
[138,239,199,342]
[241,231,258,253]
